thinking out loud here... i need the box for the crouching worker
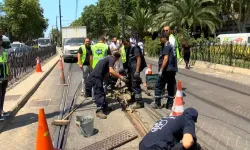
[139,108,201,150]
[85,52,128,119]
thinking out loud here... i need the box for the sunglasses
[163,30,169,32]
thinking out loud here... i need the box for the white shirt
[169,34,176,49]
[130,37,136,47]
[109,42,119,50]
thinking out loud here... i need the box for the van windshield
[64,38,83,46]
[38,39,50,45]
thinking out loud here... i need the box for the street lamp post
[59,0,62,47]
[121,0,125,39]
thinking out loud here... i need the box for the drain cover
[28,99,51,107]
[5,95,22,101]
[81,130,138,150]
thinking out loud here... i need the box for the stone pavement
[0,59,67,150]
[145,57,250,150]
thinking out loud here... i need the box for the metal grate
[28,99,51,107]
[5,95,22,101]
[80,130,138,150]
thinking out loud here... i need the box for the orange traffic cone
[170,81,184,116]
[36,57,42,72]
[144,64,153,87]
[36,108,54,150]
[58,56,68,86]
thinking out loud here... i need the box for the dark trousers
[0,80,8,111]
[139,141,201,150]
[127,67,142,102]
[85,76,107,112]
[154,71,176,105]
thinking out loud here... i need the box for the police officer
[0,34,10,121]
[152,32,178,109]
[139,108,201,150]
[122,38,146,109]
[85,52,128,119]
[77,38,93,95]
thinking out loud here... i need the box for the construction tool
[51,99,86,126]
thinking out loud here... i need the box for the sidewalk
[0,50,61,131]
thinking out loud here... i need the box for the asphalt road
[144,58,250,150]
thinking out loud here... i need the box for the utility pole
[59,0,62,47]
[121,0,125,39]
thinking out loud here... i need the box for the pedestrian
[85,52,128,119]
[139,108,201,150]
[130,35,137,47]
[181,39,191,69]
[0,34,10,121]
[77,38,93,95]
[109,37,120,72]
[152,32,178,109]
[122,37,147,109]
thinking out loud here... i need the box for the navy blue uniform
[85,56,115,112]
[139,108,198,150]
[127,46,146,103]
[155,42,178,107]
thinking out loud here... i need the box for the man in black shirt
[122,38,147,109]
[152,32,178,109]
[78,38,93,95]
[139,108,200,150]
[85,52,128,119]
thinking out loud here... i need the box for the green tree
[3,0,48,41]
[155,0,222,34]
[126,7,154,39]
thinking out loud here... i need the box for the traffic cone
[170,80,184,116]
[144,64,153,87]
[36,57,42,72]
[36,108,54,150]
[58,56,68,86]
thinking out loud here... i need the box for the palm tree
[126,7,154,39]
[155,0,222,34]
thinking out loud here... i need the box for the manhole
[5,95,22,101]
[80,130,138,150]
[28,99,51,107]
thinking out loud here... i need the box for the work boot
[1,110,10,117]
[103,106,113,112]
[0,115,4,121]
[96,110,107,119]
[132,101,144,109]
[166,99,174,110]
[151,103,161,109]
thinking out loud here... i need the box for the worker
[122,38,147,109]
[0,34,10,121]
[152,32,178,109]
[77,38,93,95]
[85,52,128,119]
[139,108,201,150]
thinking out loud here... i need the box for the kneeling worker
[85,52,128,119]
[139,108,201,150]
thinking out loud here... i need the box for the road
[146,58,250,150]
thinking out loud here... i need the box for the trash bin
[75,115,94,137]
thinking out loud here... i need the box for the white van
[217,33,250,45]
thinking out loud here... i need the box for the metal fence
[7,45,57,84]
[191,43,250,69]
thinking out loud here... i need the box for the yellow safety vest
[121,46,126,63]
[92,43,107,68]
[0,48,9,80]
[80,45,87,63]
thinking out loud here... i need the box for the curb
[0,58,59,133]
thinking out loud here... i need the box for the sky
[0,0,98,37]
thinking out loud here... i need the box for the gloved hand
[120,76,129,83]
[134,72,140,78]
[158,70,163,78]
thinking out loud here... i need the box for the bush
[144,36,161,57]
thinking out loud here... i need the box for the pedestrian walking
[77,38,93,95]
[139,108,201,150]
[181,39,191,69]
[152,32,178,109]
[122,38,147,109]
[0,34,10,121]
[85,53,128,119]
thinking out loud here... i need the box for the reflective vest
[80,45,87,64]
[0,48,8,80]
[121,46,126,63]
[170,34,181,60]
[92,43,107,68]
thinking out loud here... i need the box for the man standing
[92,37,108,68]
[122,38,146,109]
[78,38,93,95]
[85,52,128,119]
[139,108,201,150]
[152,32,178,109]
[0,34,10,121]
[109,37,120,72]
